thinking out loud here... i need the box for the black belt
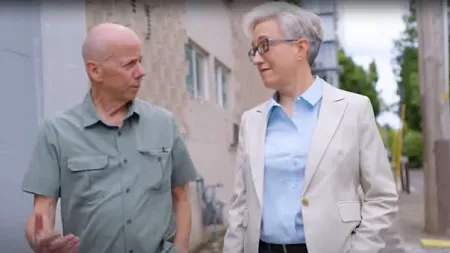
[259,240,308,253]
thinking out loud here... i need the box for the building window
[317,72,328,82]
[320,15,336,41]
[300,0,334,14]
[317,1,335,14]
[300,0,335,15]
[185,42,209,99]
[300,0,319,14]
[215,61,230,108]
[315,42,337,69]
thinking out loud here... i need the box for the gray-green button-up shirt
[22,93,198,253]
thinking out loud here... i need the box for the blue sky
[337,0,409,129]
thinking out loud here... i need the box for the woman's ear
[295,38,310,62]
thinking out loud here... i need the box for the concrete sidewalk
[193,193,450,253]
[384,192,450,253]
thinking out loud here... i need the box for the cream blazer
[223,81,398,253]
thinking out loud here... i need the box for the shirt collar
[81,91,140,128]
[268,76,323,111]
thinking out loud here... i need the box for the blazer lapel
[248,101,271,207]
[303,83,348,194]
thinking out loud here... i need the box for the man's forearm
[25,212,56,250]
[26,196,58,250]
[25,215,37,249]
[173,199,191,252]
[171,183,192,253]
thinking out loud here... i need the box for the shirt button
[118,131,122,136]
[129,250,133,253]
[157,157,162,162]
[126,188,130,193]
[123,158,128,164]
[127,219,132,224]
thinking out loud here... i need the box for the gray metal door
[0,2,42,252]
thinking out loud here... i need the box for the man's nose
[135,62,146,78]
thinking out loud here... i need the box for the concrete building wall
[40,0,89,234]
[0,0,271,250]
[227,0,274,113]
[85,0,271,247]
[0,1,87,251]
[182,2,235,245]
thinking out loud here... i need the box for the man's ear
[86,60,103,82]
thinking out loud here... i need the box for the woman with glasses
[223,2,398,253]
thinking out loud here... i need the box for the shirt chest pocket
[67,155,109,204]
[137,146,172,192]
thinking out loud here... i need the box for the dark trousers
[258,240,308,253]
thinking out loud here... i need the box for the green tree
[368,61,378,85]
[403,127,423,168]
[392,11,421,132]
[338,48,381,117]
[378,124,395,147]
[392,10,424,167]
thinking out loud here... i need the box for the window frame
[214,60,230,108]
[185,41,209,99]
[315,42,338,68]
[320,14,337,41]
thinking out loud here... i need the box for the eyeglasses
[247,38,298,62]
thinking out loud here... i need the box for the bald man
[22,23,197,253]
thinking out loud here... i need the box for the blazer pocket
[337,201,362,223]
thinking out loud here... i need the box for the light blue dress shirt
[260,77,323,244]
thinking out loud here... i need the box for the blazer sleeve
[349,96,399,252]
[223,114,248,253]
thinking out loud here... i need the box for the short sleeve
[170,117,198,187]
[22,120,61,199]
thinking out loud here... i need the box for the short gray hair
[243,1,324,65]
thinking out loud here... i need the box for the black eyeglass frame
[247,38,300,61]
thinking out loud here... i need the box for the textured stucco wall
[84,0,271,246]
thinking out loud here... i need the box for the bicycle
[195,177,225,252]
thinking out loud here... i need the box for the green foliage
[338,48,381,117]
[392,10,424,167]
[402,127,423,168]
[378,124,396,149]
[392,11,421,132]
[378,123,423,168]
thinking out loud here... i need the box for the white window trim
[215,61,230,108]
[186,41,209,100]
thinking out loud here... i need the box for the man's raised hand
[32,213,79,253]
